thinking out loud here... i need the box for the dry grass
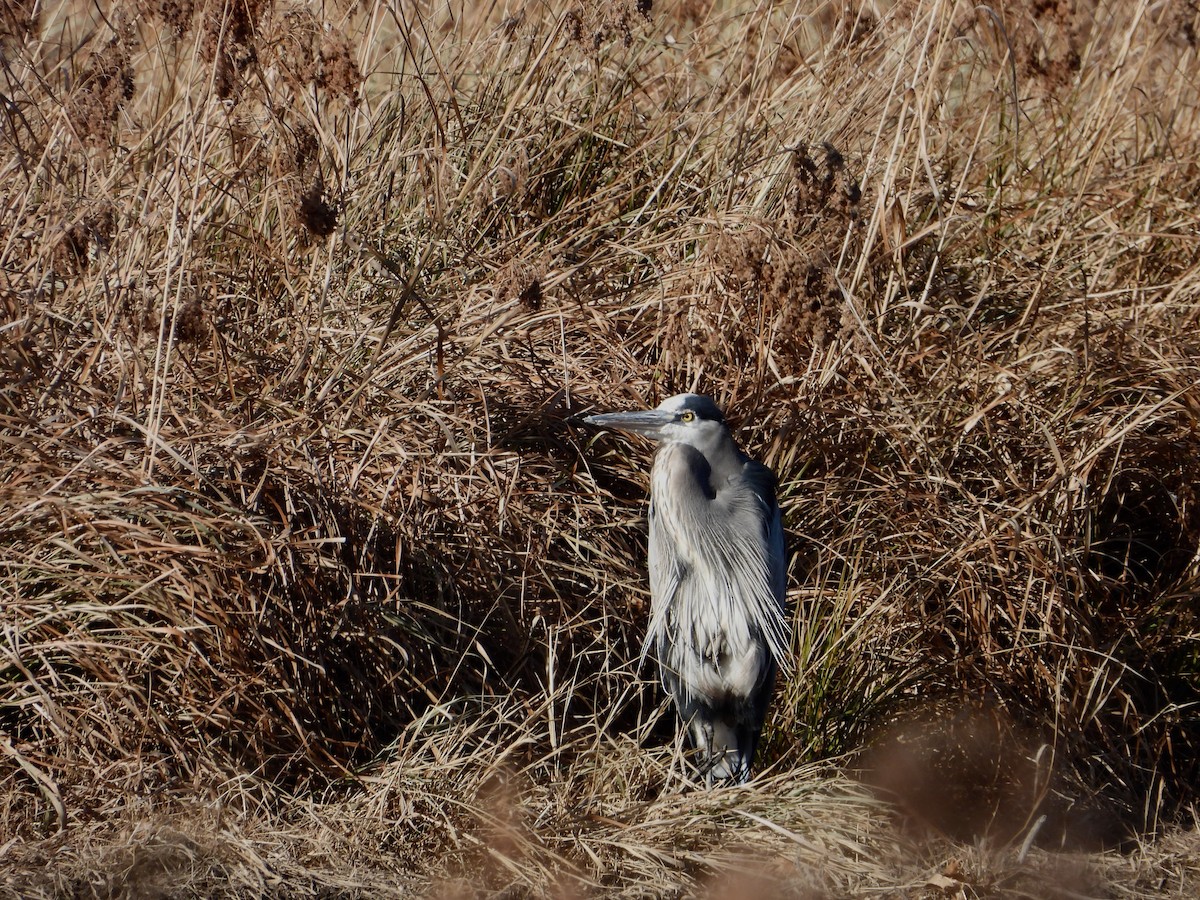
[3,0,1200,895]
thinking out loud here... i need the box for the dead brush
[2,0,1200,895]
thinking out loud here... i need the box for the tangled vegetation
[2,0,1200,895]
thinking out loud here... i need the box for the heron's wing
[734,459,791,673]
[742,460,787,603]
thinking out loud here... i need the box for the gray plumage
[585,393,789,784]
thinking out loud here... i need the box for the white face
[652,394,727,447]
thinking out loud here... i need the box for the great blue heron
[585,393,789,784]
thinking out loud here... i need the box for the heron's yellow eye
[680,411,696,423]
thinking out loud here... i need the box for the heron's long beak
[583,409,672,439]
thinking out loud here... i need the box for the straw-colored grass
[3,0,1200,895]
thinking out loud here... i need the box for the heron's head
[584,393,728,450]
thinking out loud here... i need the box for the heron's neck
[686,431,742,485]
[714,441,746,485]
